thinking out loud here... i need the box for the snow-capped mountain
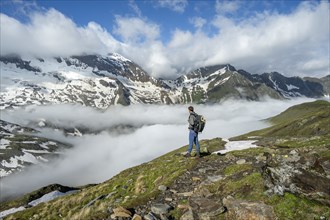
[0,53,329,110]
[0,54,173,109]
[239,70,329,98]
[0,120,70,177]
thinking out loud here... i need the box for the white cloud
[0,9,120,57]
[156,0,188,13]
[113,16,160,44]
[0,98,314,199]
[215,0,241,15]
[129,0,142,17]
[0,1,329,79]
[189,16,207,29]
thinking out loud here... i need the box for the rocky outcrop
[223,196,276,220]
[263,148,330,205]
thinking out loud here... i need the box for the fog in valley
[1,98,314,199]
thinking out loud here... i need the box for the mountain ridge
[1,53,329,109]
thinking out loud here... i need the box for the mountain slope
[234,100,330,139]
[0,54,172,109]
[0,120,71,177]
[1,54,329,110]
[2,101,329,220]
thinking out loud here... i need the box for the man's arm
[188,114,195,129]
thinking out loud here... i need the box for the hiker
[186,106,201,158]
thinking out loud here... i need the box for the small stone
[132,214,143,220]
[178,191,194,197]
[192,177,201,182]
[236,159,246,164]
[207,175,223,182]
[158,185,168,191]
[144,212,158,220]
[151,203,172,215]
[177,204,191,209]
[170,189,178,194]
[165,197,173,202]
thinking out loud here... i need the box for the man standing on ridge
[186,106,200,158]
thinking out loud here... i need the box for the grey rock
[223,196,276,220]
[207,175,223,183]
[180,209,194,220]
[158,185,168,191]
[190,197,225,217]
[236,159,246,164]
[144,212,159,220]
[151,203,172,216]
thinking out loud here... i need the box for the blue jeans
[188,129,200,154]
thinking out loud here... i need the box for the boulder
[189,197,226,218]
[112,206,132,218]
[223,196,276,220]
[151,203,172,216]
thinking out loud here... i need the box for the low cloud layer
[1,1,329,78]
[1,98,314,199]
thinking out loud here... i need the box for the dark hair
[188,106,194,112]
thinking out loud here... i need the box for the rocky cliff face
[1,54,329,110]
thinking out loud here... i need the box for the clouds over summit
[0,1,329,79]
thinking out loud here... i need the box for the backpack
[194,114,206,133]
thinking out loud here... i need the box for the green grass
[232,100,330,140]
[224,164,253,176]
[268,193,330,220]
[4,138,226,219]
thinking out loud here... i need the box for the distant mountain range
[1,53,329,109]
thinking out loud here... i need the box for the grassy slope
[232,100,330,139]
[3,100,330,219]
[3,139,225,220]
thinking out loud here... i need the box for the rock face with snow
[1,54,329,110]
[0,120,70,177]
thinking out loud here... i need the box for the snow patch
[0,139,11,149]
[0,207,26,218]
[0,190,76,218]
[213,139,258,155]
[28,190,77,206]
[286,84,299,90]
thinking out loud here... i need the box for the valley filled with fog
[1,98,314,199]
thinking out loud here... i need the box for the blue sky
[2,0,302,42]
[1,0,329,78]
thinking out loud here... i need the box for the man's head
[188,106,194,112]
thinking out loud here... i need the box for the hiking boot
[196,153,201,159]
[184,153,191,157]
